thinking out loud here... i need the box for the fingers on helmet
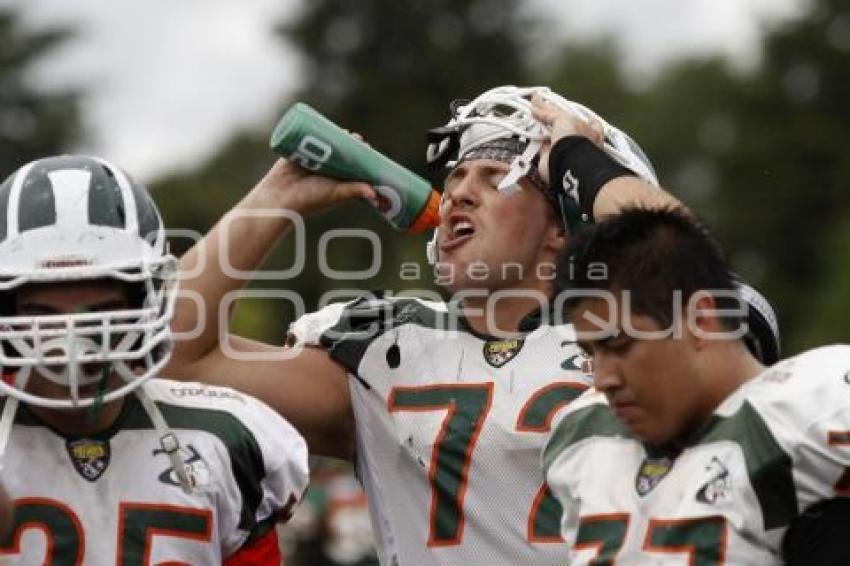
[589,121,605,145]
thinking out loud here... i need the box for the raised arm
[530,96,684,220]
[168,158,374,366]
[591,176,682,219]
[164,158,375,458]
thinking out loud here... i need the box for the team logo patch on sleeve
[66,438,110,481]
[483,338,524,368]
[635,454,673,496]
[696,456,731,504]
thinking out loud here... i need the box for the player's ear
[542,210,567,254]
[687,290,727,350]
[545,226,566,254]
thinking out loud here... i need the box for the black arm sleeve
[548,136,635,220]
[783,498,850,565]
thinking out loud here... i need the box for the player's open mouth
[440,216,476,251]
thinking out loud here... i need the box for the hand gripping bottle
[270,103,440,233]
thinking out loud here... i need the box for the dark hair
[557,207,742,330]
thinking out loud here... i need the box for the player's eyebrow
[81,299,131,313]
[445,161,511,186]
[599,333,634,353]
[17,298,129,315]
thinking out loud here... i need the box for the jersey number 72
[389,381,584,546]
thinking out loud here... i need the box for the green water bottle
[270,103,440,233]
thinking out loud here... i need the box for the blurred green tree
[727,0,850,351]
[674,0,850,352]
[155,0,540,341]
[537,0,850,352]
[155,0,849,351]
[0,8,81,175]
[279,0,534,171]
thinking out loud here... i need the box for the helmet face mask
[0,271,177,409]
[425,85,659,265]
[427,86,553,194]
[426,85,659,190]
[0,155,177,409]
[0,155,198,493]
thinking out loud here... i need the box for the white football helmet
[425,85,659,264]
[737,281,781,365]
[426,85,659,190]
[0,155,176,408]
[0,155,191,491]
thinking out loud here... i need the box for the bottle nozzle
[407,189,441,234]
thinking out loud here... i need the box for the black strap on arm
[548,136,636,221]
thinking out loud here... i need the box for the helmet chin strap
[0,368,30,471]
[497,138,543,195]
[113,341,193,494]
[85,363,112,425]
[426,137,544,267]
[0,345,192,493]
[0,397,19,473]
[133,377,193,494]
[0,376,191,494]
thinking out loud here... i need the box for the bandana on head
[457,138,558,209]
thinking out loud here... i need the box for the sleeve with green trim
[198,385,310,556]
[287,292,411,387]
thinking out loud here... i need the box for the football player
[544,207,848,565]
[0,156,309,564]
[164,86,770,564]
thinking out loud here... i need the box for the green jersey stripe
[120,400,266,532]
[694,401,797,530]
[545,400,798,531]
[319,296,452,373]
[543,403,629,472]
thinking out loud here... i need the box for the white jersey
[0,378,309,564]
[543,345,850,565]
[291,295,593,565]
